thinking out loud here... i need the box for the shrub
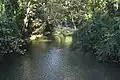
[0,21,27,55]
[71,13,120,63]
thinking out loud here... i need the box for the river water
[0,41,120,80]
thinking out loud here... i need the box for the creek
[0,41,120,80]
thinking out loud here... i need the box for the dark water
[0,42,120,80]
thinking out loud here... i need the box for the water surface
[0,42,120,80]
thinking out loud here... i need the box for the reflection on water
[0,42,120,80]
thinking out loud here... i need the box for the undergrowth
[72,14,120,63]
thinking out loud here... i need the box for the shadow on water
[0,41,120,80]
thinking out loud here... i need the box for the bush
[71,13,120,63]
[0,21,27,55]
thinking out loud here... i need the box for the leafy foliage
[0,0,28,55]
[72,12,120,63]
[0,21,27,54]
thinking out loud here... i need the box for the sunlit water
[0,42,120,80]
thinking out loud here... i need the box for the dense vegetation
[0,0,27,55]
[71,0,120,63]
[0,0,120,63]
